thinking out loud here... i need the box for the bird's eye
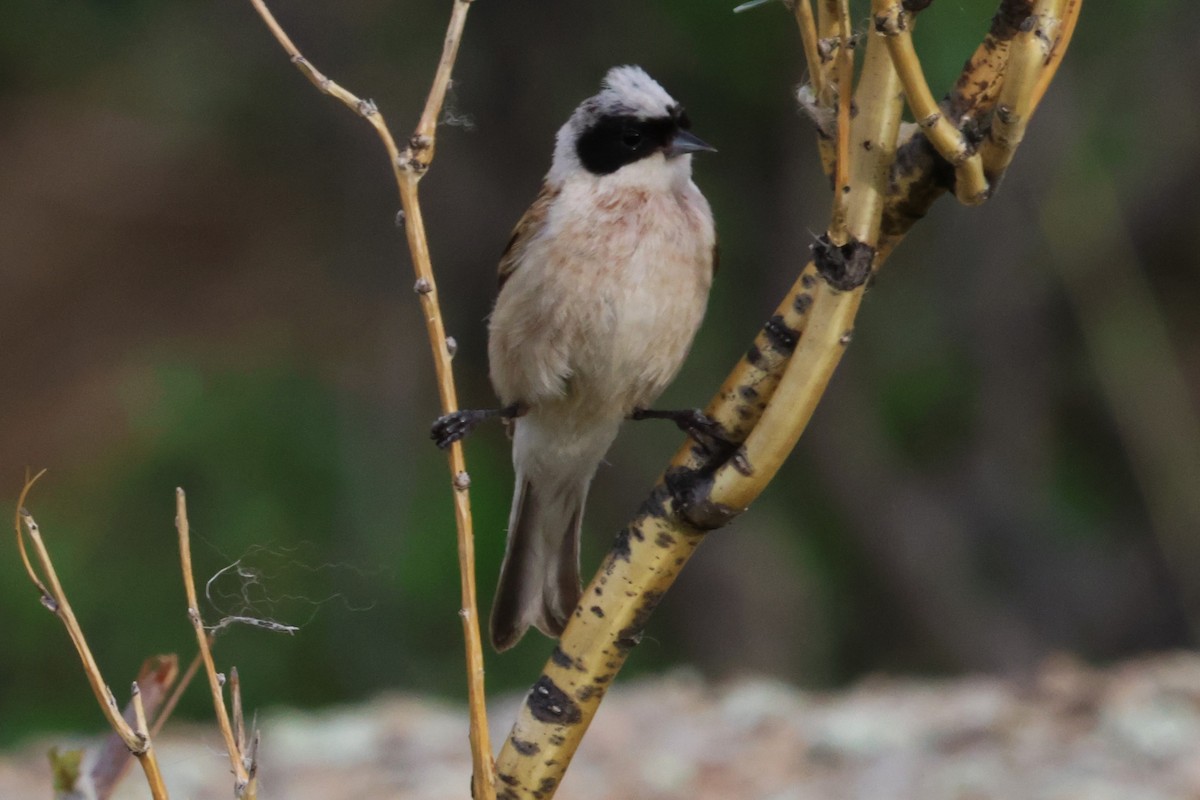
[677,111,692,130]
[621,129,643,148]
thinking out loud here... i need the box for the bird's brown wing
[498,182,559,292]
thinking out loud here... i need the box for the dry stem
[828,0,854,236]
[244,2,494,796]
[130,684,151,747]
[786,0,845,178]
[90,655,180,799]
[176,488,257,798]
[16,475,170,800]
[791,1,823,101]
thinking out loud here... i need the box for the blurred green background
[2,0,1198,745]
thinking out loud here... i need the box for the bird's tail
[490,468,587,652]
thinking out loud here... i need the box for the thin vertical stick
[176,489,251,794]
[792,0,823,99]
[396,177,495,799]
[244,2,494,795]
[828,0,854,239]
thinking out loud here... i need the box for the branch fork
[245,0,493,795]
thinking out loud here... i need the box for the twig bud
[414,278,433,295]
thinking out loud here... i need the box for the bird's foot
[430,403,527,449]
[431,409,496,449]
[630,407,751,474]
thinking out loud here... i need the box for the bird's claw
[431,410,484,449]
[672,410,754,476]
[631,407,749,472]
[673,409,724,442]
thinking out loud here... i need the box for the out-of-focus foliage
[2,0,1198,745]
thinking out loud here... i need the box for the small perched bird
[433,66,717,651]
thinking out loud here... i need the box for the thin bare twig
[244,2,494,796]
[828,0,854,237]
[91,655,179,799]
[17,477,170,800]
[816,0,841,52]
[15,468,51,599]
[791,0,823,99]
[130,684,151,747]
[801,0,846,178]
[176,488,256,799]
[231,667,246,762]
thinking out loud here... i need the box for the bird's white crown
[589,65,679,119]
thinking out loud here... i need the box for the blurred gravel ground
[4,652,1200,800]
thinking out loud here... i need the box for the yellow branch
[792,0,838,177]
[980,0,1060,178]
[713,14,903,511]
[872,0,989,205]
[879,0,1084,254]
[1032,0,1081,110]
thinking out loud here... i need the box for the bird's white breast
[489,161,714,423]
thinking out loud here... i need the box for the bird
[432,65,718,651]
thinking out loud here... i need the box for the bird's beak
[665,129,717,158]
